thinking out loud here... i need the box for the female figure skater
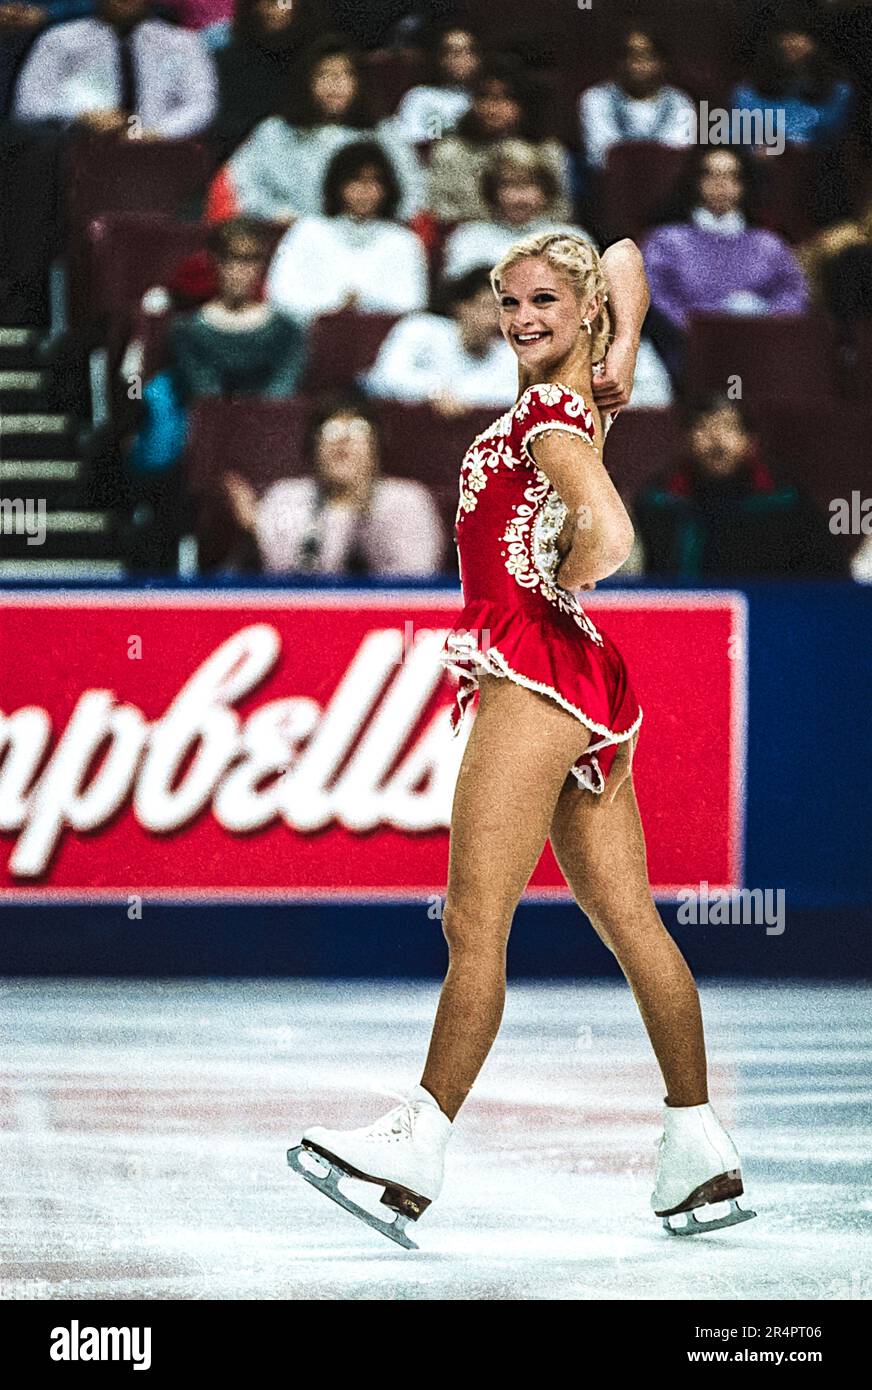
[289,232,755,1247]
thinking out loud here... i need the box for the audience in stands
[578,24,696,172]
[732,10,854,150]
[212,0,333,158]
[361,265,516,411]
[633,394,844,578]
[125,219,305,568]
[222,392,445,575]
[171,217,306,400]
[221,32,424,224]
[13,0,217,136]
[265,140,428,324]
[643,146,808,378]
[441,141,593,282]
[389,19,479,144]
[427,54,573,222]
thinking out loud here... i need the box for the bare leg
[549,736,709,1107]
[420,674,592,1121]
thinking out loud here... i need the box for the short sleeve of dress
[513,382,599,465]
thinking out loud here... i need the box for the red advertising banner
[0,590,745,900]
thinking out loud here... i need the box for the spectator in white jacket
[390,20,480,144]
[266,140,429,325]
[361,265,517,413]
[578,24,695,171]
[14,0,217,137]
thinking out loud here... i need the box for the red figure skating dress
[440,381,643,793]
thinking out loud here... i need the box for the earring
[582,317,592,334]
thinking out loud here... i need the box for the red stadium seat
[361,50,426,119]
[67,133,215,229]
[600,142,687,241]
[754,146,820,245]
[303,311,402,392]
[185,398,310,494]
[373,401,495,493]
[685,313,839,402]
[748,399,872,519]
[605,407,683,502]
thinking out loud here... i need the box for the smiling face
[497,256,597,371]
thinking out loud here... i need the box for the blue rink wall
[0,578,870,978]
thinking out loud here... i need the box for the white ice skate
[651,1100,757,1236]
[287,1083,453,1249]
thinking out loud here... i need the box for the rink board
[0,590,745,900]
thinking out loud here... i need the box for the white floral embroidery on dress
[500,467,604,645]
[456,434,513,519]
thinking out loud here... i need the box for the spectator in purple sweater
[642,145,808,379]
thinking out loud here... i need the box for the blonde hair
[490,231,611,363]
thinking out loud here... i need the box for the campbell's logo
[0,624,464,879]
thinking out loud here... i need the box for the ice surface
[1,979,871,1300]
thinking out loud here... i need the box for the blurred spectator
[442,140,593,281]
[222,392,445,574]
[125,219,305,568]
[361,265,516,411]
[427,54,573,222]
[13,0,217,136]
[732,8,854,150]
[171,217,306,399]
[265,140,428,324]
[0,3,94,117]
[223,33,424,224]
[634,394,844,577]
[578,24,696,172]
[642,146,808,377]
[798,190,872,326]
[389,19,479,143]
[212,0,333,157]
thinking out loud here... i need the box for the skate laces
[368,1089,421,1141]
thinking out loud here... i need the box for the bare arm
[594,238,651,410]
[529,431,635,588]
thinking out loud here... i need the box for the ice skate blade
[662,1198,757,1237]
[287,1143,419,1250]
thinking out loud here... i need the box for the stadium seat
[600,142,687,241]
[604,407,684,501]
[361,49,426,119]
[754,146,820,245]
[373,401,495,492]
[185,397,310,494]
[749,399,872,519]
[67,133,215,230]
[685,313,840,402]
[303,311,402,392]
